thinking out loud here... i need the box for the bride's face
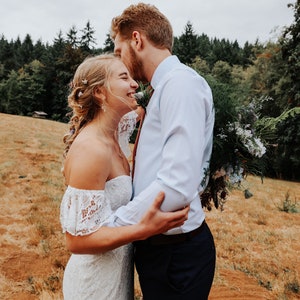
[107,60,139,113]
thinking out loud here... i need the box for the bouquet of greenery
[200,97,267,211]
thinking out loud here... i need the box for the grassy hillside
[0,113,299,300]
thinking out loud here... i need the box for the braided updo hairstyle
[63,53,118,158]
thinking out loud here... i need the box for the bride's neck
[89,112,121,141]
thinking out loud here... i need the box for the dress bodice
[105,175,132,211]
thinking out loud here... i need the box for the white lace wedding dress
[60,112,137,300]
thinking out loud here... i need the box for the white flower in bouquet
[229,122,266,158]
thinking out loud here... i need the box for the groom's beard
[129,45,147,83]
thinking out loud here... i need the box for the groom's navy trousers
[134,221,216,300]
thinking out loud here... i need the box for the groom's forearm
[111,180,189,227]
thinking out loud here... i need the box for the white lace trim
[60,176,132,236]
[118,111,138,158]
[60,186,112,236]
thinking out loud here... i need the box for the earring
[101,104,107,112]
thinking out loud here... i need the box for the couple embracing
[60,3,216,300]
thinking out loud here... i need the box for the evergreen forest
[0,3,299,181]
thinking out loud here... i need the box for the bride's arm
[65,192,189,254]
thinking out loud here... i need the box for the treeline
[0,2,299,180]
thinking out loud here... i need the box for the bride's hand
[138,192,189,238]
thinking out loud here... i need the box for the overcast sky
[0,0,295,48]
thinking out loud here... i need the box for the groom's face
[114,34,147,83]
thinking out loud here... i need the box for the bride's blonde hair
[63,53,118,158]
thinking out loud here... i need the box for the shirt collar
[151,55,180,90]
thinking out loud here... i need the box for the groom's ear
[131,31,143,51]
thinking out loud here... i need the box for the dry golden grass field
[0,113,299,300]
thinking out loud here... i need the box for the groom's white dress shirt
[112,55,215,235]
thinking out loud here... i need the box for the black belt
[137,221,206,246]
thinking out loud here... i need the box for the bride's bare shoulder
[64,136,112,189]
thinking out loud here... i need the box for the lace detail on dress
[118,111,138,158]
[60,175,132,236]
[60,187,110,236]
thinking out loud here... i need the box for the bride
[60,54,189,299]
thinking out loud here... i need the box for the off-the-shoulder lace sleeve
[118,110,138,158]
[60,186,112,236]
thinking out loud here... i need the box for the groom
[110,3,216,299]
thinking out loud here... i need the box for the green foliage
[281,1,300,106]
[173,22,249,67]
[80,21,97,51]
[0,22,99,121]
[0,60,47,115]
[21,60,47,114]
[255,107,300,180]
[173,21,199,64]
[245,43,293,116]
[0,36,19,79]
[0,70,21,114]
[273,109,300,180]
[211,60,232,83]
[256,107,300,137]
[190,56,210,76]
[18,34,35,66]
[102,34,114,53]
